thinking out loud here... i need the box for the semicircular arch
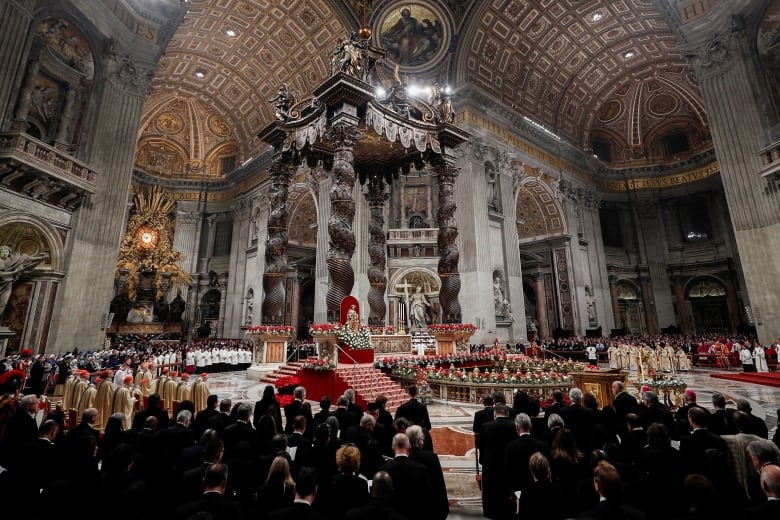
[515,178,567,241]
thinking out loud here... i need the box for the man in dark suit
[673,389,710,439]
[1,393,41,466]
[394,384,432,431]
[193,393,219,438]
[407,425,449,520]
[343,414,384,479]
[268,466,327,520]
[287,414,313,478]
[344,388,364,417]
[472,394,494,448]
[559,387,596,453]
[345,471,407,520]
[742,464,780,520]
[544,389,566,419]
[638,391,675,433]
[736,399,769,438]
[620,413,646,465]
[175,463,245,520]
[160,409,196,466]
[477,403,519,520]
[329,395,359,441]
[175,438,224,506]
[222,402,258,457]
[207,398,235,435]
[132,393,170,431]
[709,392,736,436]
[312,395,331,427]
[503,413,549,497]
[679,406,727,475]
[377,433,432,520]
[284,386,307,434]
[580,460,646,520]
[611,381,639,421]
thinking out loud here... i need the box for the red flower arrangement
[309,323,337,336]
[428,323,477,334]
[247,325,296,336]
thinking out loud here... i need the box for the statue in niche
[493,276,505,315]
[245,299,253,326]
[154,296,170,323]
[169,289,186,323]
[0,246,48,323]
[109,293,132,323]
[501,300,514,323]
[406,285,431,329]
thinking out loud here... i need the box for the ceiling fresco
[136,0,732,179]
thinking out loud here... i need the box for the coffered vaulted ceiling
[138,0,718,179]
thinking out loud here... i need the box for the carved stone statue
[269,83,293,122]
[169,290,186,323]
[346,304,360,332]
[405,285,431,330]
[493,276,505,315]
[0,246,48,322]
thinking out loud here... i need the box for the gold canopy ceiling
[135,0,767,180]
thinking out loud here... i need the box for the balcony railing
[0,132,99,209]
[387,228,438,243]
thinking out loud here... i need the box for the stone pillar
[261,156,293,324]
[687,20,780,343]
[533,272,548,340]
[173,210,202,301]
[723,272,740,334]
[313,164,331,323]
[54,83,78,150]
[673,277,691,335]
[217,278,227,337]
[435,159,462,323]
[609,274,622,331]
[48,51,155,351]
[226,200,250,336]
[0,1,35,126]
[365,172,388,326]
[324,124,361,322]
[638,276,657,335]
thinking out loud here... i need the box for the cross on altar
[396,278,414,333]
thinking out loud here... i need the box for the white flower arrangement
[336,324,373,350]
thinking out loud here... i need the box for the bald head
[372,471,393,498]
[392,433,410,455]
[760,464,780,498]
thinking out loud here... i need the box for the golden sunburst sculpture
[116,186,192,301]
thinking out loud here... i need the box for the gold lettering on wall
[102,0,160,42]
[595,162,719,191]
[674,0,717,24]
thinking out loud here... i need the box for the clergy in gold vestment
[163,371,179,411]
[76,380,98,418]
[70,371,89,412]
[62,374,76,410]
[191,372,210,413]
[94,376,115,429]
[176,373,191,402]
[112,375,136,430]
[135,363,155,396]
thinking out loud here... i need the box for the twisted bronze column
[261,157,293,324]
[325,124,362,321]
[365,173,388,326]
[436,160,462,323]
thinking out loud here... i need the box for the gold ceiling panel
[147,0,347,161]
[464,0,692,147]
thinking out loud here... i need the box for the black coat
[679,428,727,474]
[612,392,639,420]
[503,434,549,494]
[345,497,408,520]
[377,455,432,520]
[477,416,519,519]
[409,447,449,520]
[175,491,245,520]
[268,501,327,520]
[394,398,432,430]
[580,499,647,520]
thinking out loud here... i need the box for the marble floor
[205,363,780,519]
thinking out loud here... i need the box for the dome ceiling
[461,0,699,148]
[139,0,709,178]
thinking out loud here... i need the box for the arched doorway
[686,276,729,334]
[616,280,645,335]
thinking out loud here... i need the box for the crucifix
[396,277,414,334]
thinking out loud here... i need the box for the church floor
[206,364,780,518]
